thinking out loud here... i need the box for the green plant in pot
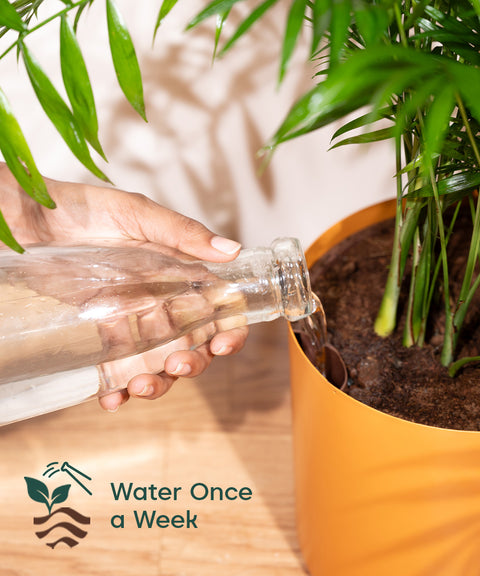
[162,0,480,417]
[180,0,480,372]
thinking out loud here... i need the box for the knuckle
[178,215,207,242]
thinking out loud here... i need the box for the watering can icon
[43,461,92,496]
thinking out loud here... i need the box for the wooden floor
[0,321,309,576]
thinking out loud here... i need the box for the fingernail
[102,391,127,412]
[138,384,154,397]
[211,236,241,255]
[130,379,154,397]
[212,344,232,356]
[103,399,120,413]
[171,362,192,376]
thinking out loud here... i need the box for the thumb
[137,200,242,262]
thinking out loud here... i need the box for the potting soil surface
[309,214,480,431]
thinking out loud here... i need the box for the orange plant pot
[288,200,480,576]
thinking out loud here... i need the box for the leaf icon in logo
[24,477,71,514]
[51,484,70,508]
[24,477,50,512]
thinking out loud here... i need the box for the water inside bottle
[0,242,251,386]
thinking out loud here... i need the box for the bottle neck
[270,237,316,321]
[204,237,316,324]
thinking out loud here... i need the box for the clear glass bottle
[0,238,316,425]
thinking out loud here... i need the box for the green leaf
[330,126,394,149]
[391,76,441,145]
[413,29,479,45]
[0,209,23,252]
[219,0,279,56]
[278,0,308,84]
[424,4,477,36]
[213,8,230,60]
[0,85,53,210]
[331,106,393,140]
[186,0,242,30]
[24,477,50,510]
[449,355,480,377]
[106,0,146,120]
[51,484,71,508]
[422,83,455,174]
[20,41,110,182]
[449,45,480,67]
[446,61,480,126]
[354,3,390,46]
[267,46,440,147]
[311,0,330,55]
[403,0,436,29]
[407,172,480,199]
[60,14,105,159]
[154,0,178,39]
[267,51,390,143]
[0,0,26,31]
[74,0,92,31]
[329,0,352,67]
[467,0,480,18]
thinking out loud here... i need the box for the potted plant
[172,1,480,574]
[2,0,480,573]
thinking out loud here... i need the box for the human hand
[0,164,248,412]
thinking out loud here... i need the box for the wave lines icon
[34,506,91,549]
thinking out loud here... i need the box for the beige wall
[1,0,395,248]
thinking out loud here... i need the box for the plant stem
[456,93,480,167]
[374,133,404,336]
[423,200,460,343]
[429,170,452,366]
[394,1,409,47]
[0,0,90,61]
[449,93,480,356]
[403,225,421,346]
[375,125,423,338]
[405,200,434,347]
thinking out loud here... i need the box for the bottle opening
[271,238,316,321]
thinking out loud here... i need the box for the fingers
[99,373,176,412]
[98,389,129,412]
[99,328,248,413]
[163,343,213,378]
[161,327,248,378]
[161,211,241,263]
[99,345,214,412]
[122,194,242,262]
[127,372,176,400]
[210,326,249,356]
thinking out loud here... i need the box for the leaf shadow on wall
[98,11,312,241]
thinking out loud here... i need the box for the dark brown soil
[309,211,480,431]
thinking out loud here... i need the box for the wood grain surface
[0,321,308,576]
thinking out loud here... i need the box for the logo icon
[24,461,92,549]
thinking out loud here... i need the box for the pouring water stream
[291,294,348,390]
